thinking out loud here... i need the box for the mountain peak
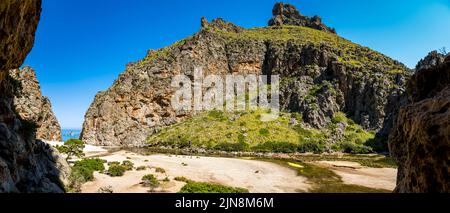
[268,2,336,34]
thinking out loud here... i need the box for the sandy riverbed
[81,150,311,193]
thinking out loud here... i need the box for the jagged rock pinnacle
[268,2,336,34]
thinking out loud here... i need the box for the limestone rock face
[0,0,41,75]
[389,54,450,193]
[268,2,336,34]
[415,51,446,71]
[10,66,62,141]
[82,5,410,147]
[0,0,69,193]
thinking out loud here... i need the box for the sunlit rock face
[82,3,410,147]
[10,66,62,141]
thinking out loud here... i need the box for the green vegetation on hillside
[147,109,378,154]
[216,25,406,73]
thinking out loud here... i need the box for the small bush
[141,174,160,191]
[179,182,249,193]
[71,165,94,182]
[162,177,170,182]
[121,160,134,170]
[339,142,373,154]
[259,128,270,136]
[297,141,326,154]
[174,176,190,183]
[155,167,166,173]
[108,164,127,177]
[208,110,227,121]
[73,158,105,172]
[136,166,147,171]
[107,161,120,166]
[252,141,297,153]
[214,141,249,152]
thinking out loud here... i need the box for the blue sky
[23,0,450,129]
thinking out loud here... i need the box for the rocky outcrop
[415,50,446,71]
[82,3,409,147]
[0,0,69,193]
[389,53,450,193]
[268,2,336,34]
[10,66,62,141]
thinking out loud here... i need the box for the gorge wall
[389,52,450,193]
[0,0,69,193]
[81,3,410,147]
[10,66,62,141]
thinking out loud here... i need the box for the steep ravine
[81,3,410,148]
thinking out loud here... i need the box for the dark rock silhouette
[0,0,69,193]
[389,53,450,193]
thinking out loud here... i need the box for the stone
[81,9,410,147]
[268,2,336,34]
[0,0,69,193]
[415,50,446,71]
[10,67,62,141]
[389,52,450,193]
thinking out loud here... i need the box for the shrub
[136,166,147,171]
[174,176,190,183]
[71,165,94,182]
[252,141,297,153]
[259,128,270,136]
[297,141,326,154]
[107,161,120,166]
[339,142,373,154]
[155,167,166,173]
[179,182,249,193]
[208,110,227,121]
[121,160,134,170]
[73,158,105,172]
[141,174,160,191]
[108,164,127,177]
[214,141,249,152]
[332,112,348,124]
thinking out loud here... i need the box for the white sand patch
[81,150,310,193]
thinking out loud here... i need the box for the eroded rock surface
[10,66,62,141]
[0,0,69,193]
[82,3,410,147]
[389,53,450,193]
[268,2,336,34]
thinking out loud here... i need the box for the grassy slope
[217,25,407,73]
[147,109,377,154]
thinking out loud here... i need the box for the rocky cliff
[268,2,336,34]
[0,0,69,193]
[10,66,62,141]
[82,3,410,147]
[389,52,450,193]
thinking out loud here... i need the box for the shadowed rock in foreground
[0,0,69,193]
[389,52,450,193]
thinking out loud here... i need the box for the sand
[314,161,397,191]
[81,150,311,193]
